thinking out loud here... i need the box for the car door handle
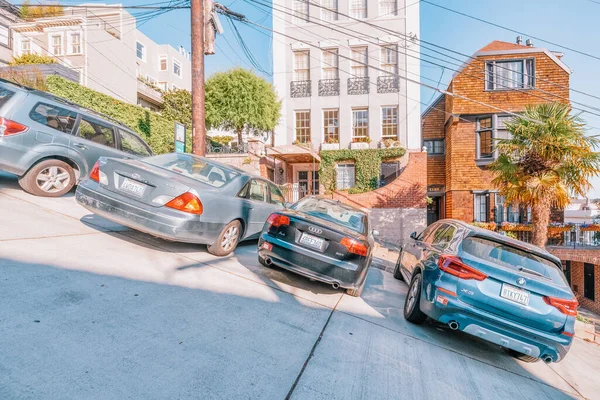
[73,143,87,150]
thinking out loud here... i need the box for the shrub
[0,68,48,91]
[9,54,56,65]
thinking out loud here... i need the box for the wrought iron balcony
[290,80,311,98]
[377,75,399,93]
[318,78,340,96]
[347,77,370,95]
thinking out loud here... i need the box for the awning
[267,144,321,163]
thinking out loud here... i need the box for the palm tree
[490,102,600,247]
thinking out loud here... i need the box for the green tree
[205,68,281,145]
[20,0,64,19]
[161,88,192,127]
[490,102,600,247]
[9,54,56,65]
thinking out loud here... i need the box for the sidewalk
[575,308,600,344]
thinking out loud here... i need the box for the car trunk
[455,235,572,333]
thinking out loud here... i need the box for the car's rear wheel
[346,275,367,297]
[505,349,540,363]
[208,220,241,256]
[19,159,75,197]
[404,272,428,324]
[393,253,404,281]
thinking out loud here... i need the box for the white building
[565,198,600,225]
[272,0,421,151]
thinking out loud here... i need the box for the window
[350,47,368,77]
[432,224,456,249]
[352,108,369,138]
[292,197,367,234]
[477,116,493,159]
[173,59,182,77]
[349,0,367,18]
[486,59,534,90]
[293,0,309,22]
[474,193,489,222]
[0,87,15,108]
[77,118,116,148]
[381,106,397,138]
[380,45,397,75]
[495,194,530,223]
[336,163,355,190]
[423,139,444,155]
[158,82,168,91]
[70,33,81,54]
[295,110,311,143]
[293,51,310,81]
[322,49,338,79]
[159,55,167,71]
[145,153,238,188]
[117,129,152,157]
[136,41,146,61]
[323,109,339,143]
[51,35,62,55]
[268,182,285,206]
[322,0,338,21]
[379,0,397,16]
[21,39,31,55]
[249,180,268,202]
[145,75,157,86]
[29,103,77,133]
[0,25,9,48]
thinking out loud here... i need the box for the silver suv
[0,79,153,197]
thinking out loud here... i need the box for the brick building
[421,39,571,225]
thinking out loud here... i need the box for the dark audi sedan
[258,196,375,297]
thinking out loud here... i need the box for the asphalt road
[1,172,599,400]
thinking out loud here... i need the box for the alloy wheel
[406,275,420,313]
[36,166,71,194]
[221,225,239,251]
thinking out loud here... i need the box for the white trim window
[381,45,397,75]
[323,109,339,143]
[69,33,81,54]
[336,163,355,190]
[486,59,535,90]
[173,59,182,78]
[381,106,398,138]
[293,50,310,81]
[350,47,368,77]
[474,193,489,223]
[352,108,369,138]
[50,34,62,56]
[21,39,31,55]
[349,0,367,18]
[321,48,338,79]
[321,0,338,21]
[0,25,9,48]
[136,41,146,61]
[295,110,311,143]
[159,55,168,71]
[293,0,309,23]
[379,0,397,16]
[158,82,168,91]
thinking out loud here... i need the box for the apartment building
[0,0,21,65]
[421,39,571,225]
[10,4,190,109]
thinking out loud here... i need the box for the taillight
[0,117,28,136]
[165,192,203,215]
[543,296,578,317]
[89,161,100,182]
[340,237,368,257]
[266,213,290,227]
[438,255,487,281]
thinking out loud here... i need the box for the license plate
[500,284,530,306]
[299,232,325,250]
[120,178,146,197]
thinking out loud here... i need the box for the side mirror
[410,231,418,240]
[372,229,380,237]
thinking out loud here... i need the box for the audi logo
[308,226,323,235]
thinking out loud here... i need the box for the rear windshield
[292,197,367,234]
[0,87,15,108]
[143,153,238,188]
[461,236,567,284]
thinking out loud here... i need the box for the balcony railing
[377,75,399,93]
[347,77,370,95]
[318,78,340,96]
[290,80,311,98]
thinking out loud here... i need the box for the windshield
[461,236,567,284]
[292,197,367,234]
[143,153,238,188]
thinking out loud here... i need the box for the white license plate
[120,178,146,197]
[500,284,530,306]
[299,232,325,250]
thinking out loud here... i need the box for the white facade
[272,0,421,150]
[564,198,600,225]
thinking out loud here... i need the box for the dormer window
[485,59,534,90]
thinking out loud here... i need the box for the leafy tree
[161,89,192,127]
[205,68,280,145]
[490,102,600,247]
[9,54,56,65]
[20,0,64,19]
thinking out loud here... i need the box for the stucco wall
[369,207,426,247]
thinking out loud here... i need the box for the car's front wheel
[208,220,242,256]
[19,159,75,197]
[404,272,428,324]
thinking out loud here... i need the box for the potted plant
[321,137,340,150]
[380,138,401,148]
[350,136,371,150]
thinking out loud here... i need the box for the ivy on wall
[320,148,406,194]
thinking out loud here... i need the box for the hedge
[45,75,181,154]
[320,147,406,194]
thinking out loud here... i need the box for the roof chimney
[516,36,523,45]
[526,39,533,47]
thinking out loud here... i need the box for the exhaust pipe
[265,257,273,266]
[448,321,459,331]
[542,355,553,364]
[332,282,340,289]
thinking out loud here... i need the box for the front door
[296,169,319,198]
[427,197,441,225]
[584,263,595,301]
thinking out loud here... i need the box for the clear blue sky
[26,0,600,196]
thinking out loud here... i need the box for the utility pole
[191,0,206,156]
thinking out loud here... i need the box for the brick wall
[548,248,600,314]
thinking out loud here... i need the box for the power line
[3,4,190,9]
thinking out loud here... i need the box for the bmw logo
[516,277,526,286]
